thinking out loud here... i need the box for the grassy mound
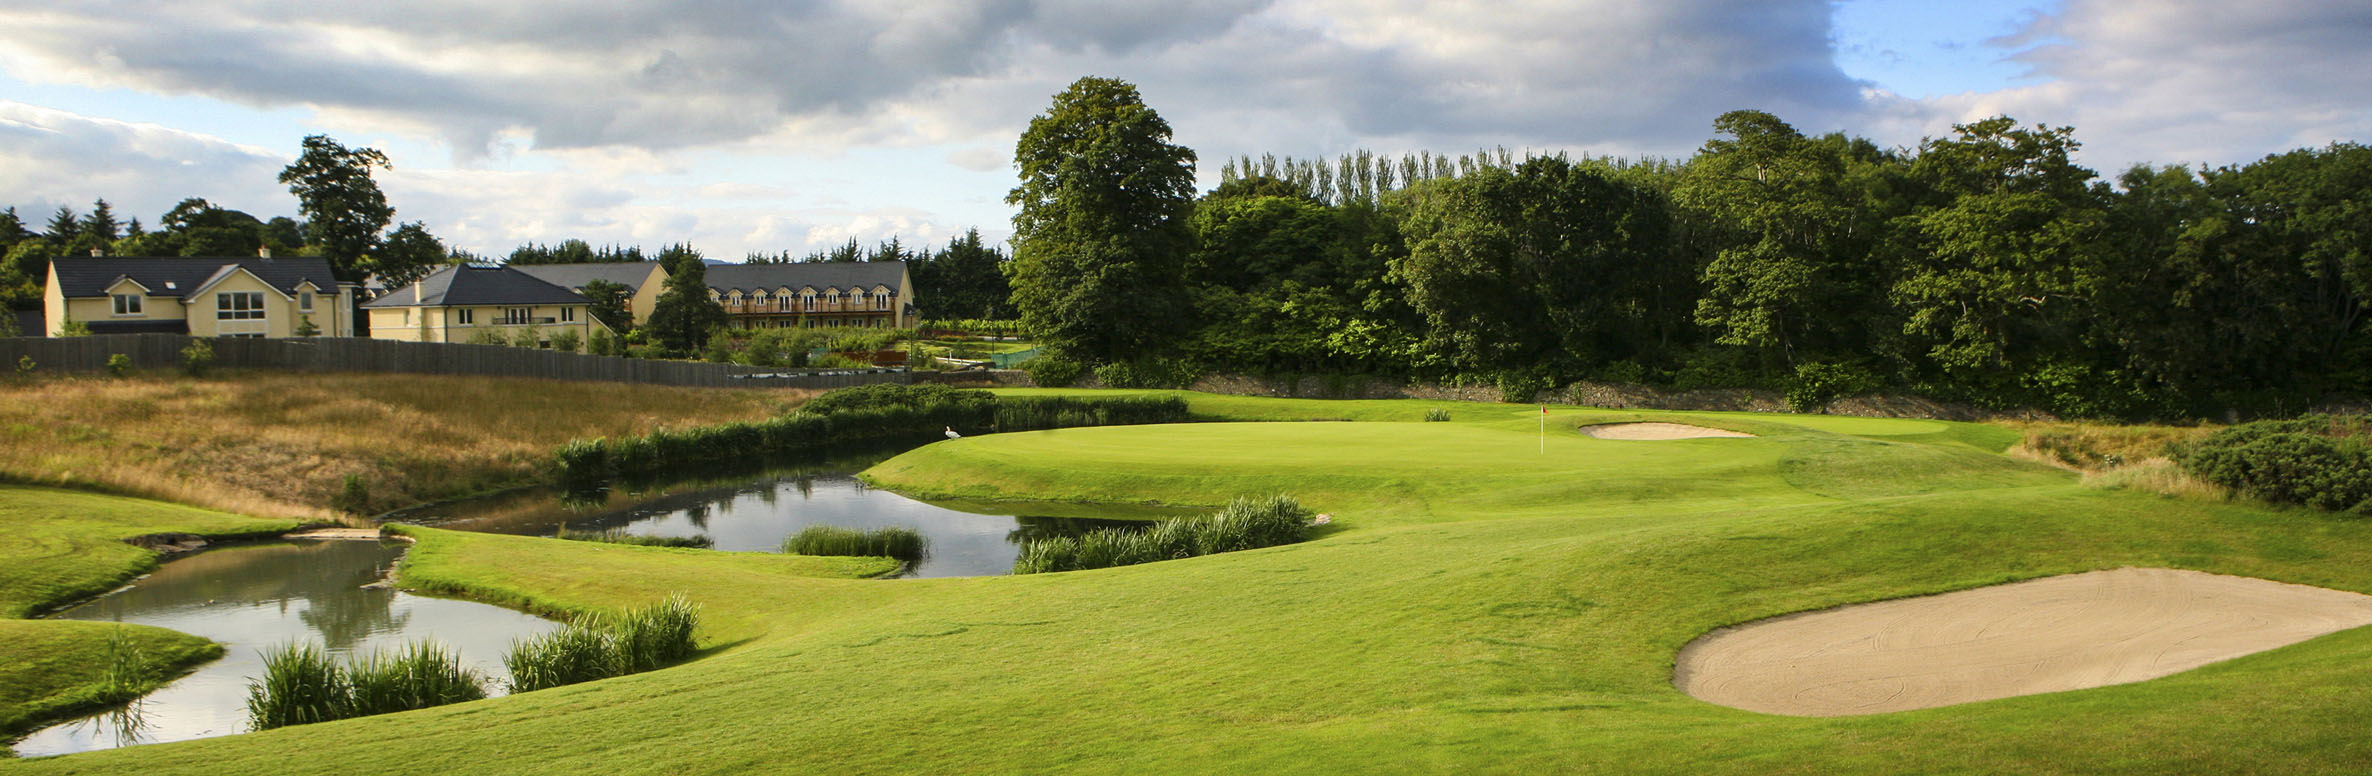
[9,394,2372,773]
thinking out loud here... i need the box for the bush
[16,355,34,375]
[331,474,372,516]
[781,525,925,562]
[345,641,487,717]
[797,383,995,417]
[1026,356,1084,387]
[180,338,216,377]
[1424,408,1451,422]
[1496,370,1554,403]
[245,642,351,730]
[1013,495,1313,574]
[1787,361,1880,413]
[588,328,618,357]
[550,329,582,353]
[2176,416,2372,512]
[466,328,506,345]
[293,315,322,337]
[106,353,132,377]
[1093,358,1202,389]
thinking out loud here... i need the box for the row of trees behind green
[1003,76,2372,419]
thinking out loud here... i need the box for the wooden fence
[0,334,910,390]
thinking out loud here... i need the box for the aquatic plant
[610,594,702,673]
[555,525,714,549]
[345,641,487,717]
[1424,407,1452,422]
[503,624,619,693]
[1012,495,1313,575]
[780,525,926,562]
[245,642,351,730]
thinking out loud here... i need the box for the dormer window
[112,294,143,316]
[299,291,314,312]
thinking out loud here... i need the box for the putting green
[12,393,2372,774]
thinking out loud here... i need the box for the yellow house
[44,254,356,337]
[361,265,610,346]
[512,260,916,331]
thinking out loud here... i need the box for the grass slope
[10,394,2372,773]
[0,621,220,737]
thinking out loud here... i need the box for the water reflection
[13,539,562,756]
[406,473,1200,578]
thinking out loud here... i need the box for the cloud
[1880,0,2372,172]
[0,101,290,222]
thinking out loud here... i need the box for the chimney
[258,246,272,259]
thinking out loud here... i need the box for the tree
[644,249,725,353]
[1005,76,1197,364]
[376,222,446,288]
[911,228,1013,319]
[580,278,634,332]
[44,206,80,244]
[82,199,121,243]
[279,135,393,281]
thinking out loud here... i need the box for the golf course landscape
[9,389,2372,774]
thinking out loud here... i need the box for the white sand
[1580,422,1755,440]
[1674,568,2372,716]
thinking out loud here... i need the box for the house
[359,265,610,346]
[44,253,357,337]
[512,260,916,331]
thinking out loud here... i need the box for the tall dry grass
[0,371,808,518]
[2002,420,2228,501]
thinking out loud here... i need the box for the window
[873,290,891,311]
[299,291,314,312]
[501,307,532,325]
[801,291,817,312]
[216,292,264,320]
[457,308,475,325]
[777,295,793,312]
[112,294,143,316]
[561,307,575,322]
[824,290,841,309]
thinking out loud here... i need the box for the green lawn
[0,486,298,743]
[8,395,2372,773]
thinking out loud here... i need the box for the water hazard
[402,473,1196,578]
[12,538,562,756]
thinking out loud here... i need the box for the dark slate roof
[49,256,342,300]
[509,262,664,293]
[361,266,588,308]
[705,261,906,294]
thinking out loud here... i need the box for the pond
[12,538,563,757]
[399,473,1199,578]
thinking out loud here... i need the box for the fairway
[11,395,2372,774]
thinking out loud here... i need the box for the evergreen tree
[645,248,726,353]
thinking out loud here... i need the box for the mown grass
[0,371,801,518]
[13,392,2372,773]
[0,621,219,737]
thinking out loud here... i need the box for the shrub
[293,315,321,337]
[2176,415,2372,512]
[331,474,373,516]
[59,319,93,337]
[1787,361,1880,413]
[180,338,216,377]
[781,525,926,562]
[106,353,132,377]
[345,641,487,717]
[556,525,712,549]
[1424,408,1451,422]
[466,328,506,345]
[1093,358,1201,389]
[1026,356,1084,387]
[16,355,33,375]
[797,383,995,417]
[1496,370,1553,403]
[588,328,618,357]
[246,642,350,730]
[550,329,583,353]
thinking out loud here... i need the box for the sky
[1,0,2367,261]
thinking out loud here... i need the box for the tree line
[1008,77,2372,420]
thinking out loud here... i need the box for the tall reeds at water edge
[505,594,703,693]
[1013,495,1314,574]
[780,525,926,562]
[555,525,714,548]
[246,639,491,730]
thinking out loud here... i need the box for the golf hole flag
[1541,404,1547,454]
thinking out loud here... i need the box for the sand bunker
[1674,568,2372,716]
[1580,422,1755,440]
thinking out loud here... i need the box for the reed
[780,525,926,562]
[609,594,702,673]
[1424,407,1452,422]
[503,624,619,693]
[555,525,714,549]
[97,626,151,704]
[1011,495,1313,575]
[345,641,488,717]
[245,642,350,730]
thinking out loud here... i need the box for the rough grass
[0,371,803,518]
[14,393,2372,774]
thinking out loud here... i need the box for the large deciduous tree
[1005,76,1197,364]
[280,135,393,281]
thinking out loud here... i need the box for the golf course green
[9,392,2372,774]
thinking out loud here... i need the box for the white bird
[945,426,961,439]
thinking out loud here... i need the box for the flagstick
[1540,404,1546,454]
